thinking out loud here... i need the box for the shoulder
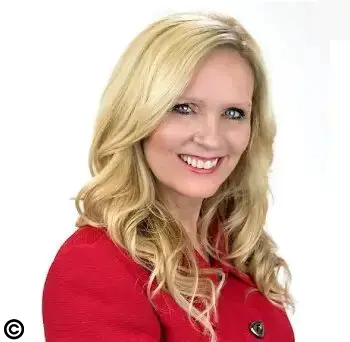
[50,224,123,259]
[42,225,161,341]
[44,224,149,287]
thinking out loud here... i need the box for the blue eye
[172,103,246,120]
[172,103,193,115]
[225,108,246,120]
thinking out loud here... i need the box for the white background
[0,1,348,341]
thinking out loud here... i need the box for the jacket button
[249,320,265,339]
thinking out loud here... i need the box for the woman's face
[143,48,254,200]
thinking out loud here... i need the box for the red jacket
[42,225,294,341]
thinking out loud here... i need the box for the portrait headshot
[1,0,344,341]
[41,9,297,342]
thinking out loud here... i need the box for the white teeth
[203,160,212,169]
[197,160,204,168]
[179,155,219,170]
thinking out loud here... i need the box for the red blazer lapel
[210,221,256,288]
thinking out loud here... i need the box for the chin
[177,185,220,199]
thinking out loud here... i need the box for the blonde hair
[73,10,295,342]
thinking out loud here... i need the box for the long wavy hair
[72,10,295,342]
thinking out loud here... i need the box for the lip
[178,155,223,174]
[179,154,222,161]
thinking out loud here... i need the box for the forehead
[180,49,254,107]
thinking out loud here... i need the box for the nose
[193,114,222,149]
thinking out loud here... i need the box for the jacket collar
[195,221,256,288]
[99,221,256,288]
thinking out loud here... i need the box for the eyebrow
[177,96,252,108]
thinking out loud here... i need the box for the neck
[157,184,203,244]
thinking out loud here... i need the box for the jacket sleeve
[42,238,162,342]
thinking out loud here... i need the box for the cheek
[143,134,163,169]
[143,124,183,172]
[145,119,191,155]
[226,125,251,153]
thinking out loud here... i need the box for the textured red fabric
[42,225,294,341]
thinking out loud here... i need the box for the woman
[42,10,295,342]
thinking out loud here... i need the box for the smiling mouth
[177,154,223,173]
